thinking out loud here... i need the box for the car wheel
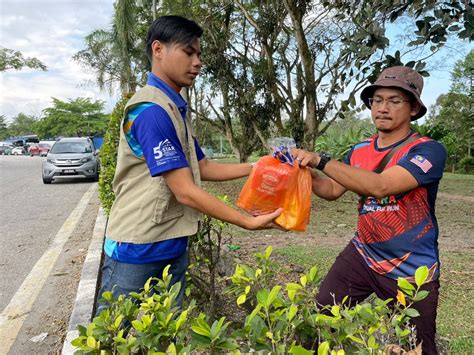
[42,177,52,184]
[90,172,99,182]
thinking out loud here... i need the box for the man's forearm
[322,160,390,198]
[176,182,253,227]
[200,160,252,181]
[310,169,343,200]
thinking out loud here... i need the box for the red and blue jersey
[345,132,446,281]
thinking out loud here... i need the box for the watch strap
[316,153,330,171]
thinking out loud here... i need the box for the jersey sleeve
[194,137,205,161]
[131,105,190,177]
[343,146,355,165]
[398,140,446,186]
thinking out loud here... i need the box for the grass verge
[439,172,474,196]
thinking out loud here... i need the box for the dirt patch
[438,192,474,203]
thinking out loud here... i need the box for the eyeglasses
[368,97,411,109]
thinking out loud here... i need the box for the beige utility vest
[107,85,201,243]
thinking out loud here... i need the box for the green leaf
[266,286,281,308]
[404,308,420,318]
[265,246,273,259]
[397,278,415,295]
[413,290,429,302]
[176,310,188,331]
[71,336,86,347]
[191,325,212,337]
[195,317,212,335]
[163,264,171,280]
[142,314,152,328]
[86,336,97,349]
[77,324,87,336]
[143,278,152,293]
[132,320,143,332]
[290,344,315,354]
[309,266,318,282]
[318,341,330,355]
[288,289,296,302]
[286,283,303,291]
[347,335,365,344]
[114,315,123,329]
[415,266,429,287]
[256,289,269,306]
[368,335,376,348]
[166,342,177,354]
[216,339,239,350]
[246,304,262,325]
[101,291,113,301]
[191,332,212,347]
[287,304,298,322]
[300,275,308,287]
[398,328,411,337]
[210,317,226,339]
[237,294,247,306]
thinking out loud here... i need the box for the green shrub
[315,125,373,159]
[98,94,133,215]
[72,246,429,354]
[458,156,474,174]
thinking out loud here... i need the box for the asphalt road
[0,155,99,353]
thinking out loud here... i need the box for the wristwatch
[315,152,331,171]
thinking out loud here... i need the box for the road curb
[61,206,106,354]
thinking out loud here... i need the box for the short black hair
[146,15,203,64]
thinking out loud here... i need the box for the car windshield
[50,142,92,154]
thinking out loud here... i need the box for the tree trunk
[283,0,318,150]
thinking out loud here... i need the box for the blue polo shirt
[104,73,205,264]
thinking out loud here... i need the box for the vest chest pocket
[152,179,184,224]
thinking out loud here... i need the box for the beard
[377,127,393,133]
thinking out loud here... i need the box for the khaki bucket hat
[360,66,427,120]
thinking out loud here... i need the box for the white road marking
[0,184,97,354]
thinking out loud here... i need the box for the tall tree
[427,50,473,159]
[78,1,472,155]
[0,115,9,140]
[34,98,108,138]
[0,47,47,72]
[74,1,146,94]
[7,113,37,136]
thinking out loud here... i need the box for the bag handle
[359,133,420,207]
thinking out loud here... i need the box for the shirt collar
[146,72,187,115]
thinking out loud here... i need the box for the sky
[0,1,471,124]
[0,0,117,122]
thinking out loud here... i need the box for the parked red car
[29,143,51,157]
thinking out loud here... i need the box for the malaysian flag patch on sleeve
[410,155,433,173]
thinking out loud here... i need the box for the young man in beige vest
[292,67,446,354]
[96,15,282,314]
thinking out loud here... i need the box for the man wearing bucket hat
[293,66,446,354]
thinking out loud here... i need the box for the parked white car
[12,146,26,155]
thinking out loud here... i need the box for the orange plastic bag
[237,155,312,231]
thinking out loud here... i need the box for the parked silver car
[42,137,100,184]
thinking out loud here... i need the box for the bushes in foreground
[72,246,428,354]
